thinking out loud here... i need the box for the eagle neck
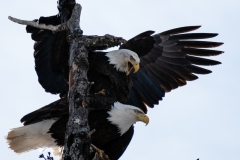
[105,50,127,73]
[107,102,139,136]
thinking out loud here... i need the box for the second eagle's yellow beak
[133,63,140,73]
[126,62,140,75]
[135,113,149,126]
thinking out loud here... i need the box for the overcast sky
[1,0,239,160]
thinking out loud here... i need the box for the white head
[107,102,149,135]
[106,49,140,75]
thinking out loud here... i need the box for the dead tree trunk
[62,4,126,160]
[9,3,125,160]
[61,4,91,160]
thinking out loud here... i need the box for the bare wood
[66,3,81,33]
[8,16,68,32]
[62,4,118,160]
[8,3,81,33]
[61,4,92,159]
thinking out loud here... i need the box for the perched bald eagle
[7,48,146,160]
[25,1,223,113]
[6,98,149,160]
[28,15,223,112]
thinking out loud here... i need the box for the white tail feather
[51,146,63,160]
[6,119,57,153]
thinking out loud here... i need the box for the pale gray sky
[1,0,239,160]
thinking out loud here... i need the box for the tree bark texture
[62,4,125,159]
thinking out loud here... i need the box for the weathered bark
[9,3,125,160]
[61,4,91,160]
[63,5,125,159]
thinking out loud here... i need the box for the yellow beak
[136,113,149,126]
[133,63,140,73]
[126,62,140,75]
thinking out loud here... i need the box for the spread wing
[26,0,75,95]
[120,26,223,113]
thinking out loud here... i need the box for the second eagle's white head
[106,49,140,75]
[107,102,149,135]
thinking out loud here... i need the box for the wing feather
[121,26,223,111]
[26,15,70,95]
[185,55,221,66]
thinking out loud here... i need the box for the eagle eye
[134,110,143,114]
[130,55,135,61]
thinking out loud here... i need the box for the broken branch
[8,16,67,32]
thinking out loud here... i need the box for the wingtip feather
[160,25,202,35]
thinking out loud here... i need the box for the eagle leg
[88,129,96,138]
[91,144,109,160]
[94,89,106,96]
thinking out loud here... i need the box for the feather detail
[6,119,57,153]
[107,102,143,135]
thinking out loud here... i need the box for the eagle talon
[94,89,106,96]
[91,144,109,159]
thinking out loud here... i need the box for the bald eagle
[7,48,147,160]
[28,15,223,113]
[6,98,149,160]
[25,1,223,113]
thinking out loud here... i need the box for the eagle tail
[6,119,57,153]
